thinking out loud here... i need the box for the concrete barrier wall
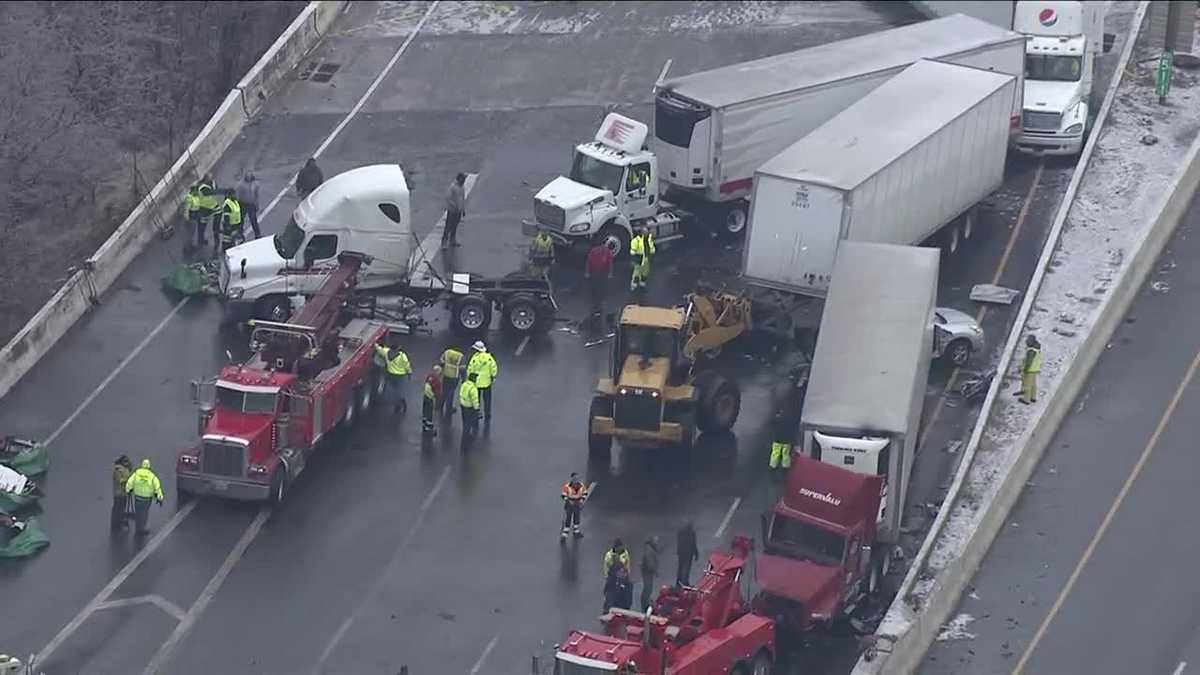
[0,1,348,401]
[854,2,1158,671]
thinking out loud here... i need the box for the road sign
[1157,50,1174,103]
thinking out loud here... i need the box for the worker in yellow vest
[467,341,498,422]
[374,340,412,416]
[422,364,443,436]
[1017,334,1041,404]
[440,346,465,417]
[219,190,244,252]
[629,227,655,292]
[125,459,164,537]
[459,372,481,438]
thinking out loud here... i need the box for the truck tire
[177,484,193,507]
[751,650,773,675]
[696,371,741,432]
[596,223,630,260]
[946,338,973,367]
[452,294,492,336]
[962,207,975,240]
[720,202,748,239]
[868,546,892,595]
[588,396,613,455]
[356,383,373,418]
[254,294,292,321]
[501,293,541,336]
[269,470,287,506]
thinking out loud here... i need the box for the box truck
[799,241,938,547]
[743,60,1016,298]
[650,14,1025,237]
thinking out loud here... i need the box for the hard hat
[472,341,486,352]
[141,459,151,469]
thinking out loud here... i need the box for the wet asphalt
[0,2,1120,673]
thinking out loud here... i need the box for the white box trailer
[744,60,1016,298]
[652,14,1025,232]
[799,241,938,545]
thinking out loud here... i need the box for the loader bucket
[0,517,49,559]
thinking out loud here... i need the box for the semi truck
[177,253,388,503]
[527,15,1025,251]
[214,164,556,336]
[744,60,1016,298]
[650,13,1025,237]
[799,242,938,550]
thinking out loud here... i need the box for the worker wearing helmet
[219,189,244,252]
[194,176,223,249]
[125,459,164,537]
[374,339,412,417]
[561,473,588,540]
[467,341,498,422]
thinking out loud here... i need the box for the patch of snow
[935,613,977,642]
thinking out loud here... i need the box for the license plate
[213,480,229,491]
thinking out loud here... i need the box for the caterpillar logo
[798,487,842,507]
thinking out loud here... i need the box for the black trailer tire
[452,294,492,336]
[254,294,293,322]
[596,222,630,261]
[269,470,287,506]
[719,202,749,239]
[751,650,773,675]
[696,372,741,432]
[588,396,613,455]
[501,293,541,335]
[946,339,973,367]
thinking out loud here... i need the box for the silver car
[933,307,985,367]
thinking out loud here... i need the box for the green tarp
[2,442,48,476]
[162,262,207,296]
[0,490,36,513]
[0,518,49,558]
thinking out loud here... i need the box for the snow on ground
[935,613,978,642]
[878,4,1200,643]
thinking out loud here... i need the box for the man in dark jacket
[676,520,698,586]
[604,562,633,612]
[297,158,324,199]
[640,536,660,611]
[111,455,133,530]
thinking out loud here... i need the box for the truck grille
[201,440,245,478]
[1023,110,1062,132]
[534,199,565,230]
[614,390,662,431]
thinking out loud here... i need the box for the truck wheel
[596,223,630,260]
[946,339,973,367]
[720,202,748,239]
[588,396,613,455]
[357,383,373,417]
[946,223,961,255]
[269,470,287,506]
[751,650,773,675]
[254,295,292,321]
[696,372,741,432]
[962,208,975,240]
[342,392,357,427]
[501,293,540,335]
[868,546,892,595]
[452,294,492,336]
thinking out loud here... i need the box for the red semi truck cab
[554,536,775,675]
[176,253,388,503]
[753,454,886,635]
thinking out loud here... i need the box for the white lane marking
[313,465,452,673]
[469,634,500,675]
[36,501,197,664]
[94,594,187,622]
[515,335,530,356]
[260,0,442,220]
[408,173,479,278]
[1174,662,1188,675]
[713,497,741,539]
[45,296,190,446]
[143,507,271,675]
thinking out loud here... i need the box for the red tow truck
[554,457,885,673]
[554,536,775,674]
[176,252,389,503]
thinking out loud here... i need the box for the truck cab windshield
[570,151,623,195]
[768,515,845,565]
[1025,54,1082,82]
[216,386,278,414]
[274,217,306,259]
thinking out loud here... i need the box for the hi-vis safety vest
[375,345,412,376]
[562,481,587,504]
[441,349,464,379]
[423,377,437,400]
[1024,347,1042,374]
[630,232,655,260]
[223,197,242,226]
[468,351,497,389]
[459,380,480,409]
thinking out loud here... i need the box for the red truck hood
[756,552,843,618]
[205,410,274,463]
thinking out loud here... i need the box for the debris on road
[1151,280,1170,293]
[970,284,1021,304]
[935,613,977,642]
[0,515,49,559]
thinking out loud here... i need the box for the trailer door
[745,176,844,296]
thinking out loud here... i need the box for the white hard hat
[472,340,486,352]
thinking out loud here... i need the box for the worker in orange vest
[561,472,588,540]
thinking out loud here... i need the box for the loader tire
[696,371,740,432]
[588,396,613,455]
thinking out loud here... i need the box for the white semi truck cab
[1014,1,1105,156]
[526,113,689,255]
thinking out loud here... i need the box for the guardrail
[0,1,349,400]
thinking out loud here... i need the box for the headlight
[249,464,269,476]
[179,455,199,467]
[650,391,659,398]
[619,388,628,395]
[568,222,591,233]
[1064,123,1084,135]
[227,286,245,300]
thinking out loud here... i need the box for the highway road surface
[0,2,1129,673]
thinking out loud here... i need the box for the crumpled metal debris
[970,284,1021,305]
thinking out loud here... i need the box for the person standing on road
[440,346,465,417]
[195,176,223,248]
[297,158,324,199]
[640,536,660,611]
[1016,334,1042,404]
[459,372,481,438]
[768,408,794,472]
[442,172,467,249]
[603,538,632,579]
[236,172,262,239]
[110,455,133,530]
[528,230,555,279]
[125,459,163,537]
[183,184,204,248]
[467,341,498,422]
[585,239,616,323]
[561,472,588,540]
[218,189,245,252]
[422,364,443,436]
[374,339,412,416]
[675,520,698,586]
[629,226,655,292]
